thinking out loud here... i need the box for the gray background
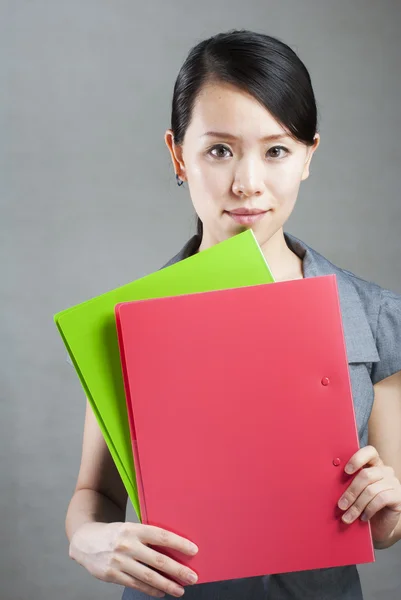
[1,1,400,599]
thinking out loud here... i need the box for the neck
[260,228,304,282]
[198,228,304,282]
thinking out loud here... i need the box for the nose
[232,159,265,198]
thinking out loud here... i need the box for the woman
[65,30,401,600]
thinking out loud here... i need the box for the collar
[165,232,379,364]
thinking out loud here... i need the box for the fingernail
[339,497,349,510]
[361,513,368,521]
[189,543,198,554]
[342,512,353,523]
[187,573,198,584]
[345,464,354,474]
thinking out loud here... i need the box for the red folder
[115,275,374,584]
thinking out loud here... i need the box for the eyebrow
[201,131,290,142]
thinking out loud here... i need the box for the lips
[227,208,267,215]
[225,208,269,225]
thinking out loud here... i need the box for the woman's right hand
[69,521,199,598]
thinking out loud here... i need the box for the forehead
[189,81,287,137]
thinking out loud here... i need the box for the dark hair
[170,29,319,238]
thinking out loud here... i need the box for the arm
[65,400,199,598]
[65,399,128,542]
[368,370,401,549]
[336,370,401,550]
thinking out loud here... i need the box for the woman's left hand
[338,445,401,544]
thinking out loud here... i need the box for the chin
[217,223,261,244]
[248,222,281,246]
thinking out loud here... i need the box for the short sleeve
[371,289,401,385]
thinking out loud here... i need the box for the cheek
[187,160,229,201]
[185,164,225,221]
[269,161,304,200]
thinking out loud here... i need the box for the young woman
[65,30,401,600]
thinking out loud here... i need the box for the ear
[164,129,187,181]
[301,134,320,181]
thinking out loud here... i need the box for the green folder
[54,230,274,519]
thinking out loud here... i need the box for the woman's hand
[338,445,401,544]
[69,521,199,598]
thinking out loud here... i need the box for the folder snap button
[333,458,341,467]
[321,377,330,386]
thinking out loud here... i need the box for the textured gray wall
[1,1,400,599]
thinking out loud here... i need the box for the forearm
[373,520,401,550]
[65,488,126,543]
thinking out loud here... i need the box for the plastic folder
[54,230,274,518]
[115,275,374,583]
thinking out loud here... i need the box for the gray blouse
[122,231,401,600]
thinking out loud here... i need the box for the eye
[267,145,290,159]
[208,144,232,159]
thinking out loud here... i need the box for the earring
[176,174,184,187]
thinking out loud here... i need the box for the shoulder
[313,247,385,328]
[288,233,401,383]
[161,235,201,269]
[288,232,385,302]
[338,267,401,340]
[321,258,401,383]
[286,232,398,321]
[312,240,400,320]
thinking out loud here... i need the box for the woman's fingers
[123,524,199,596]
[361,488,401,521]
[338,466,385,511]
[117,554,187,598]
[340,481,395,523]
[70,521,199,596]
[102,566,166,598]
[344,445,383,474]
[138,525,199,557]
[133,543,198,585]
[338,462,401,524]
